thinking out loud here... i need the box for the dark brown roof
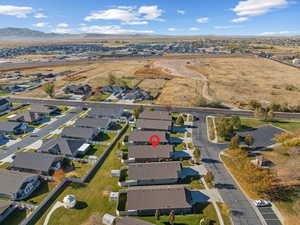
[127,185,192,211]
[136,119,172,131]
[115,217,154,225]
[128,161,181,180]
[128,145,173,159]
[139,111,172,121]
[128,131,168,143]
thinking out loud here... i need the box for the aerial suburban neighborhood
[0,1,300,225]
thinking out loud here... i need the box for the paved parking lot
[236,125,284,148]
[258,207,282,225]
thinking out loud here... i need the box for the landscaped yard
[21,181,54,205]
[89,93,111,102]
[0,105,30,121]
[84,144,106,158]
[95,131,117,142]
[65,161,93,178]
[35,127,129,225]
[139,203,220,225]
[1,209,29,225]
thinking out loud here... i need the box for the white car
[254,200,271,207]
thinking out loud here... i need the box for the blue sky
[0,0,299,36]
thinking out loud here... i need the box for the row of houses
[113,110,198,218]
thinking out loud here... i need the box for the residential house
[123,161,182,186]
[0,170,40,200]
[0,98,10,113]
[61,127,98,141]
[128,145,174,163]
[135,119,172,131]
[63,84,92,96]
[29,104,60,116]
[100,85,129,94]
[88,106,124,120]
[139,110,172,121]
[8,111,44,124]
[11,152,63,176]
[122,185,193,216]
[0,200,15,224]
[75,118,111,131]
[0,121,27,135]
[39,138,90,157]
[128,131,169,145]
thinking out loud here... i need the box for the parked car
[254,200,271,207]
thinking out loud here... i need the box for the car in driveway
[254,200,271,207]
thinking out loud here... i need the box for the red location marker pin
[150,135,160,148]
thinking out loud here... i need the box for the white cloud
[214,25,242,29]
[0,5,33,18]
[232,0,289,16]
[34,13,47,18]
[177,10,185,15]
[57,23,69,28]
[138,5,164,21]
[197,17,209,23]
[80,25,154,35]
[33,22,48,28]
[84,5,164,23]
[190,27,200,31]
[168,28,177,32]
[231,17,249,23]
[51,28,74,34]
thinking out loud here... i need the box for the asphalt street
[9,97,300,119]
[0,107,82,160]
[192,113,265,225]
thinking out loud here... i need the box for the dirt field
[152,56,300,106]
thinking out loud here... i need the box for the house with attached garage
[120,161,182,186]
[127,145,174,163]
[0,121,28,135]
[135,119,172,131]
[75,118,111,131]
[11,152,63,176]
[8,111,44,124]
[0,169,40,200]
[128,131,169,145]
[39,138,90,157]
[0,200,15,224]
[29,104,60,116]
[139,110,172,121]
[88,106,125,120]
[118,185,193,216]
[61,127,98,142]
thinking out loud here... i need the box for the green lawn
[35,127,129,225]
[89,93,111,102]
[67,161,93,178]
[1,209,29,225]
[139,203,220,225]
[84,144,106,158]
[0,162,11,169]
[175,142,186,151]
[240,117,300,132]
[189,179,205,190]
[95,132,117,142]
[21,181,53,205]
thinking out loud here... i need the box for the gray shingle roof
[0,98,9,106]
[115,217,154,225]
[88,106,123,118]
[139,111,172,121]
[61,127,97,140]
[128,145,173,159]
[29,104,58,114]
[0,121,21,132]
[127,185,192,211]
[128,131,168,143]
[75,118,111,129]
[128,161,181,180]
[136,119,172,131]
[10,111,42,123]
[39,138,86,156]
[0,170,38,196]
[12,152,60,173]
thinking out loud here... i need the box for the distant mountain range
[0,27,158,41]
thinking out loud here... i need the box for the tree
[254,107,264,120]
[231,116,242,130]
[217,117,234,140]
[107,72,117,85]
[204,171,214,187]
[248,99,262,110]
[155,209,161,221]
[229,135,240,150]
[133,105,143,119]
[168,210,175,225]
[266,110,274,121]
[43,83,55,98]
[199,217,210,225]
[244,135,254,147]
[176,115,185,126]
[193,148,201,164]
